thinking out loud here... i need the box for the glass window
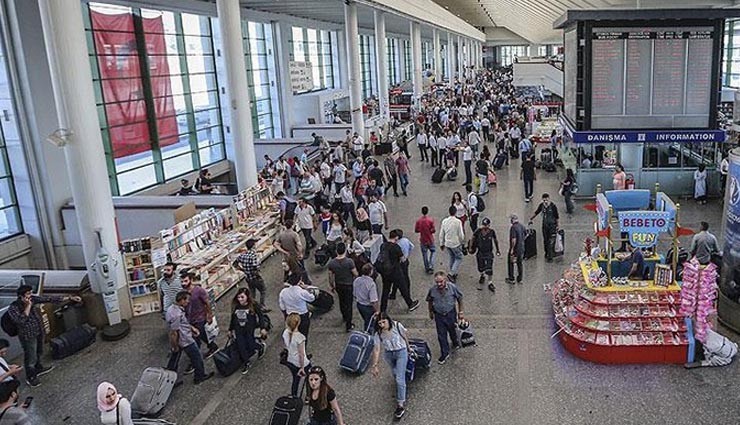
[290,26,335,93]
[387,37,397,85]
[87,2,225,195]
[244,21,281,139]
[359,34,375,100]
[403,39,411,80]
[0,25,23,239]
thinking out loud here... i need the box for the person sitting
[685,317,738,368]
[626,245,645,280]
[0,380,30,424]
[177,179,196,196]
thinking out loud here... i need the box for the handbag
[279,348,289,366]
[487,170,496,184]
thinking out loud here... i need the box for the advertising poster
[722,151,740,293]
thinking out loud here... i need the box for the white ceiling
[430,0,739,44]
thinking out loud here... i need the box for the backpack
[1,307,18,337]
[475,194,486,212]
[373,243,393,275]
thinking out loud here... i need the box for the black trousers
[298,312,311,344]
[418,145,429,161]
[385,175,398,196]
[335,285,354,329]
[430,148,438,167]
[390,261,412,298]
[301,228,316,254]
[380,271,412,312]
[523,178,534,199]
[464,160,472,185]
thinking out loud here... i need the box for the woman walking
[370,312,412,420]
[561,168,576,215]
[305,366,346,425]
[229,288,268,374]
[283,313,310,397]
[694,164,707,205]
[451,192,468,226]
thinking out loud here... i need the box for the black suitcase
[269,395,303,425]
[51,324,96,360]
[308,288,334,315]
[493,153,506,170]
[408,338,431,369]
[543,162,556,172]
[524,228,537,260]
[214,340,242,377]
[314,244,331,267]
[509,146,519,159]
[431,168,445,183]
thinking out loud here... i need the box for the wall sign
[618,211,672,247]
[572,129,725,144]
[289,61,314,93]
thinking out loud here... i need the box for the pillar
[447,32,454,86]
[410,21,423,102]
[217,0,257,189]
[433,29,441,83]
[344,1,365,137]
[38,0,129,322]
[374,11,389,124]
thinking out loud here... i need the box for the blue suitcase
[408,338,431,369]
[339,321,375,374]
[406,353,416,382]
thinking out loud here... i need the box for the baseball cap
[481,217,491,226]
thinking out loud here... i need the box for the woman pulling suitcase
[305,366,346,425]
[229,288,268,374]
[370,312,412,420]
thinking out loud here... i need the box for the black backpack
[373,243,392,275]
[475,194,486,212]
[1,305,18,337]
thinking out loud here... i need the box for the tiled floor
[25,147,734,425]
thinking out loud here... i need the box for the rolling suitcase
[431,168,445,183]
[493,153,506,170]
[131,367,177,418]
[308,288,334,315]
[524,228,537,260]
[408,338,431,369]
[509,146,519,159]
[213,340,242,377]
[406,352,417,382]
[339,320,375,374]
[314,244,331,267]
[50,324,96,360]
[269,392,303,425]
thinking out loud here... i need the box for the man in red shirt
[414,206,437,274]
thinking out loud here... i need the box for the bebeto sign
[618,211,672,248]
[572,129,725,144]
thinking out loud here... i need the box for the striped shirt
[158,276,182,313]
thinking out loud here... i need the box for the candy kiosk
[551,188,708,364]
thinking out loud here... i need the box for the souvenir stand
[552,188,694,364]
[121,183,280,310]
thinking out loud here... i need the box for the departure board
[590,27,715,130]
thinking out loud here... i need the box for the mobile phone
[21,396,32,408]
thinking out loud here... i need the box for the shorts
[476,254,493,275]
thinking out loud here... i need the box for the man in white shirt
[481,117,491,142]
[467,128,481,158]
[333,142,344,164]
[428,132,439,167]
[279,273,316,340]
[367,194,388,235]
[416,130,429,163]
[295,198,317,254]
[519,137,533,159]
[319,160,332,194]
[439,205,465,281]
[461,142,474,186]
[351,132,364,158]
[332,159,348,195]
[509,126,521,148]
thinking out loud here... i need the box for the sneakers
[194,371,214,384]
[408,300,421,312]
[345,323,355,332]
[488,283,496,292]
[204,347,220,360]
[478,275,486,285]
[505,278,515,284]
[241,362,252,375]
[394,406,407,420]
[36,365,54,377]
[437,354,450,365]
[257,341,266,359]
[184,365,195,375]
[26,377,40,388]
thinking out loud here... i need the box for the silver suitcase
[131,367,177,417]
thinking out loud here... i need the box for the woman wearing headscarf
[97,382,133,425]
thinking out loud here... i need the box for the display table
[552,259,689,364]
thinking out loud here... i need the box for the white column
[374,11,389,124]
[457,35,464,80]
[410,21,423,102]
[217,0,256,189]
[39,0,129,321]
[447,32,454,86]
[433,29,441,82]
[344,1,365,137]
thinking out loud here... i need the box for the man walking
[476,155,489,195]
[235,239,270,312]
[689,222,719,265]
[426,272,464,365]
[377,230,420,313]
[353,264,379,331]
[7,286,81,387]
[328,243,358,332]
[507,215,526,284]
[158,262,182,318]
[166,291,214,384]
[383,154,398,197]
[367,194,388,235]
[529,193,559,262]
[391,229,415,301]
[416,129,429,162]
[466,184,480,232]
[295,197,317,255]
[415,206,437,274]
[396,152,411,196]
[520,153,536,202]
[279,273,316,341]
[181,273,220,359]
[470,217,501,291]
[439,206,465,282]
[461,141,474,186]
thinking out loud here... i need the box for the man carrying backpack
[529,193,560,262]
[469,218,501,292]
[466,185,483,232]
[375,230,421,313]
[4,285,81,387]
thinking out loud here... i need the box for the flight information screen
[590,26,715,130]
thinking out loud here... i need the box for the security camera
[46,128,72,147]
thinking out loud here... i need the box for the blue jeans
[478,173,488,194]
[167,342,206,381]
[446,245,463,275]
[383,348,408,405]
[19,334,44,380]
[434,309,459,359]
[420,243,436,272]
[356,303,375,331]
[399,174,409,194]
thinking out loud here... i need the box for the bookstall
[551,188,706,364]
[121,183,280,312]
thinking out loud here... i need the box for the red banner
[92,11,178,159]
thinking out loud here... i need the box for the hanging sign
[617,211,672,248]
[290,61,314,93]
